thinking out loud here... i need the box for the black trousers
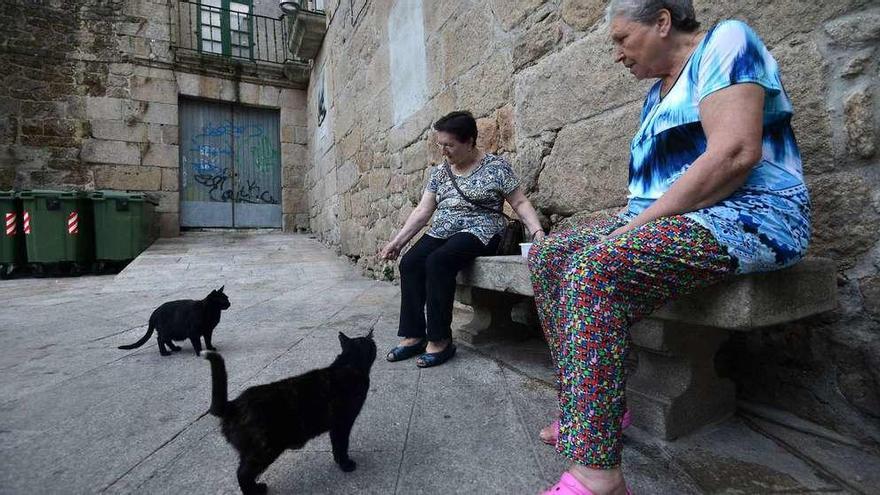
[398,233,499,342]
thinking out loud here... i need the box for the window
[199,0,253,59]
[199,0,223,54]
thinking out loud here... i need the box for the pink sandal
[540,410,632,445]
[541,472,632,495]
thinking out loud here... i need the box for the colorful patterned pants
[527,215,733,468]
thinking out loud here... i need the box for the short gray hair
[605,0,700,32]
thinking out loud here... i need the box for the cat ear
[366,328,374,339]
[219,285,225,292]
[338,332,350,345]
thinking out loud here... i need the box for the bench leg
[627,318,735,440]
[454,286,529,345]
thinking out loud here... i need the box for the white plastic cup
[519,242,533,258]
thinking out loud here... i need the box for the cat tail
[201,351,228,417]
[117,323,154,350]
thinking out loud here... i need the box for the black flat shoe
[416,343,457,368]
[386,340,427,362]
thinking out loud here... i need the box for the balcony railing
[175,0,288,65]
[281,0,325,14]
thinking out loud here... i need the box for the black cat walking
[202,330,377,495]
[118,286,231,356]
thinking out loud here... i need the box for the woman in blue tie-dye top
[529,1,811,494]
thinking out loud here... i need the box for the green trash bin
[91,190,158,263]
[0,191,25,276]
[19,190,94,271]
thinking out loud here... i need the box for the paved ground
[1,232,877,494]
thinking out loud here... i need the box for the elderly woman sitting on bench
[528,1,811,493]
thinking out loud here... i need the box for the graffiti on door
[183,120,280,204]
[193,166,234,202]
[249,136,280,173]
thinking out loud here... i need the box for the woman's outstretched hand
[378,241,401,261]
[605,222,639,241]
[607,225,630,239]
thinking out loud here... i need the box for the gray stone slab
[653,258,838,329]
[457,254,534,294]
[395,351,553,494]
[0,360,216,492]
[457,256,837,329]
[498,366,579,480]
[456,329,555,385]
[259,451,401,495]
[742,411,880,494]
[662,417,843,493]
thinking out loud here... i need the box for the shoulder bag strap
[444,163,511,221]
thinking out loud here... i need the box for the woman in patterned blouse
[379,111,544,368]
[530,1,811,494]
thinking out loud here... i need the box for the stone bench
[454,255,837,440]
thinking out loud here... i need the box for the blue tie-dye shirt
[625,20,811,273]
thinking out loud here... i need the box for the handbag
[444,164,526,255]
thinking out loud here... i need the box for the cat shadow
[264,451,388,494]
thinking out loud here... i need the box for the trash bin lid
[92,190,143,201]
[0,190,15,199]
[92,190,158,206]
[18,189,89,199]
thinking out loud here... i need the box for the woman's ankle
[425,338,450,352]
[399,337,424,346]
[568,464,625,495]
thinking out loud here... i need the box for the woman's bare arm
[378,191,437,260]
[506,187,545,242]
[610,83,765,237]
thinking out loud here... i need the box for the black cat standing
[202,330,377,495]
[118,286,231,356]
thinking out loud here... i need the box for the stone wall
[305,0,880,447]
[0,0,311,235]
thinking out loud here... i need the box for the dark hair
[432,111,478,146]
[605,0,700,33]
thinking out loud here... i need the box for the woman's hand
[379,191,437,261]
[598,222,638,242]
[378,241,401,261]
[531,230,546,242]
[607,224,632,240]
